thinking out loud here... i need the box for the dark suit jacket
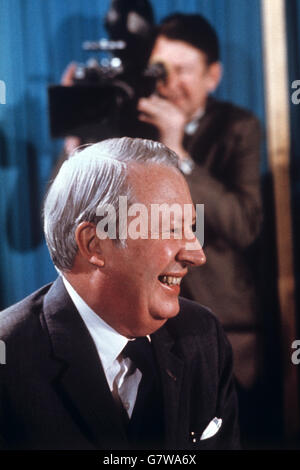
[180,98,263,389]
[0,277,239,450]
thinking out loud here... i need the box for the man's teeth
[160,275,182,286]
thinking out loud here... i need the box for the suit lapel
[42,277,128,449]
[151,325,185,449]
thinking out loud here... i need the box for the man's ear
[75,222,105,268]
[206,61,222,93]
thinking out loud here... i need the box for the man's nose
[176,236,206,267]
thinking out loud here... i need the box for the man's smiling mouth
[158,275,183,287]
[158,271,186,294]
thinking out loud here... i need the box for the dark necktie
[122,337,164,449]
[122,337,154,377]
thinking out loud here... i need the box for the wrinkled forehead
[127,162,194,207]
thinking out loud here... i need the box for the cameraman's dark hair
[156,13,219,65]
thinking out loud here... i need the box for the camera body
[48,0,165,140]
[48,55,166,139]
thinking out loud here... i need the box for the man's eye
[183,223,197,236]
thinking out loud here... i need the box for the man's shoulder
[0,283,53,341]
[158,297,231,363]
[208,98,260,127]
[166,297,222,340]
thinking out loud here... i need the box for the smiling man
[0,137,240,450]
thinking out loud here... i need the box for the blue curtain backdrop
[0,0,266,308]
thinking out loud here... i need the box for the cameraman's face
[150,36,221,119]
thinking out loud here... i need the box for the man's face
[98,164,206,338]
[150,36,220,119]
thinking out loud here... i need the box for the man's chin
[151,299,180,321]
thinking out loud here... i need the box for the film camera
[48,0,166,141]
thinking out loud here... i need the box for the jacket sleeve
[185,115,262,250]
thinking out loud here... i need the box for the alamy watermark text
[95,197,204,249]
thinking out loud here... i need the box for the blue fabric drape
[0,0,265,308]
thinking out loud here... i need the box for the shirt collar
[185,107,205,135]
[62,276,128,372]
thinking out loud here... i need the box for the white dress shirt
[62,277,142,418]
[184,108,204,135]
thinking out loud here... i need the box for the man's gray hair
[43,137,179,271]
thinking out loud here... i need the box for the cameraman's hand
[137,95,189,160]
[61,62,77,86]
[61,63,82,154]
